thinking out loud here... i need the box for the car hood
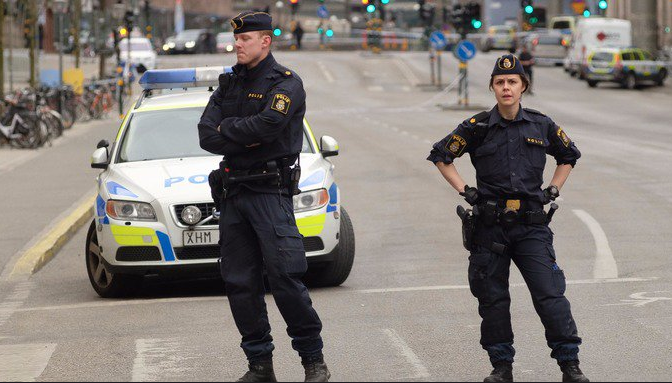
[104,154,329,205]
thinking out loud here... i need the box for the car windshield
[117,107,313,163]
[552,21,571,29]
[121,41,153,51]
[591,52,614,62]
[538,35,563,45]
[176,30,202,40]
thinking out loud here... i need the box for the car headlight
[106,200,156,221]
[168,42,176,48]
[162,44,170,51]
[226,44,234,52]
[293,189,329,213]
[185,41,196,48]
[181,205,202,225]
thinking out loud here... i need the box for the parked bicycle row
[0,81,121,149]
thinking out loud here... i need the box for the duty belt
[477,199,557,226]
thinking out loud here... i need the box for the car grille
[174,246,220,260]
[174,203,219,227]
[303,237,325,252]
[116,246,162,262]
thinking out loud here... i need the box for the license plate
[183,230,219,246]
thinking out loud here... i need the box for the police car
[86,67,355,297]
[582,47,668,89]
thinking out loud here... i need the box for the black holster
[456,205,476,252]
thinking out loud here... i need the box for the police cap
[491,54,525,77]
[230,11,273,35]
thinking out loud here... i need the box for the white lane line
[0,343,56,381]
[15,296,225,313]
[0,302,23,327]
[359,277,656,294]
[382,328,431,380]
[393,58,420,86]
[573,209,619,279]
[132,338,199,382]
[0,282,34,327]
[316,61,335,83]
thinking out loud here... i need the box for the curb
[9,194,96,279]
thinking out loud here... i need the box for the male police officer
[427,55,589,382]
[198,12,329,382]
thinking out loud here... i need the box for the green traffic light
[366,4,375,13]
[530,17,538,24]
[583,9,591,17]
[472,19,482,29]
[381,0,390,4]
[326,29,334,37]
[598,0,608,10]
[273,28,282,36]
[524,5,533,14]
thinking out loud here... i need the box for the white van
[564,17,632,77]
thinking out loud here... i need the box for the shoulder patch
[556,126,571,148]
[270,94,291,114]
[445,134,467,156]
[524,108,546,117]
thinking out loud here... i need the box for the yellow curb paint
[10,194,96,277]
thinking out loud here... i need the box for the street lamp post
[112,3,126,117]
[54,0,68,114]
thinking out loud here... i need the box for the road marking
[0,282,34,327]
[367,85,384,92]
[15,296,226,313]
[0,302,22,327]
[382,328,430,380]
[132,338,199,382]
[393,58,420,86]
[0,343,56,381]
[359,277,657,294]
[604,291,672,307]
[573,209,619,279]
[316,61,335,83]
[8,193,96,279]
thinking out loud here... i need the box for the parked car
[523,31,567,66]
[582,47,668,89]
[480,25,517,53]
[119,37,157,71]
[216,32,235,53]
[564,17,632,78]
[162,29,216,54]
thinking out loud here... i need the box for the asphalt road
[1,50,671,381]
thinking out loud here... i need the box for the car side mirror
[92,140,110,169]
[320,136,339,158]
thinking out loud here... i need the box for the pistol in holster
[288,165,301,196]
[456,205,477,252]
[207,158,230,211]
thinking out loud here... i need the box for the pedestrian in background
[427,54,589,383]
[519,44,535,94]
[198,11,330,382]
[293,21,305,50]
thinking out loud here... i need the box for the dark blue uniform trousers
[468,222,582,365]
[219,190,323,362]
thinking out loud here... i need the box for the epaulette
[465,111,490,127]
[523,107,546,117]
[273,64,293,77]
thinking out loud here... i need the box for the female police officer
[427,55,589,382]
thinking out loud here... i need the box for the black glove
[542,185,560,204]
[459,185,480,206]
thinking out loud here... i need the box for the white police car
[86,67,355,297]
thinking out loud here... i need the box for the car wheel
[587,80,598,88]
[304,207,355,287]
[85,221,142,298]
[625,73,637,90]
[656,69,667,86]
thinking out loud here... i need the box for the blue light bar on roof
[139,66,233,90]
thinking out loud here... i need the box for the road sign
[429,31,447,50]
[453,40,476,61]
[317,5,329,19]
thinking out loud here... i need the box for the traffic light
[290,0,299,15]
[123,10,134,33]
[418,0,435,26]
[466,2,481,30]
[381,0,390,4]
[361,0,369,4]
[366,4,376,13]
[583,7,591,17]
[273,27,282,36]
[598,0,608,10]
[326,28,334,38]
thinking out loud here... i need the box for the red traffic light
[290,0,299,4]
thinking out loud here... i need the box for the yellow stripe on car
[110,225,159,246]
[297,214,326,237]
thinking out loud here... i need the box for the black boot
[237,359,277,382]
[302,355,331,382]
[560,361,589,382]
[484,361,513,382]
